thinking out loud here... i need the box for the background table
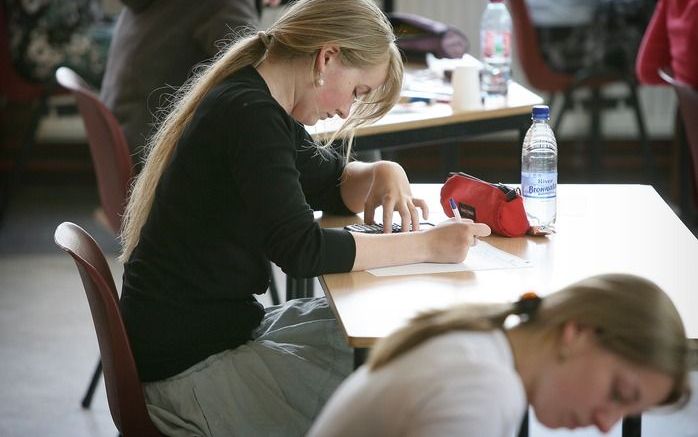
[309,78,543,177]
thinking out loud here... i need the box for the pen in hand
[449,198,461,221]
[449,198,478,246]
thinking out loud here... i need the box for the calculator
[344,222,435,233]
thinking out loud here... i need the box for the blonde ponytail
[368,294,541,370]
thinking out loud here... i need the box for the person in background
[635,0,698,87]
[118,0,491,435]
[100,0,282,169]
[309,273,692,437]
[5,0,112,86]
[525,0,653,75]
[524,0,601,74]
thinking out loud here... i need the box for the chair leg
[268,263,281,305]
[547,92,557,114]
[517,409,529,437]
[304,277,315,298]
[622,415,641,437]
[589,86,603,181]
[678,119,698,223]
[285,276,316,301]
[81,359,103,409]
[553,89,572,134]
[286,275,297,301]
[627,79,654,183]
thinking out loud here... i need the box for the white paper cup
[451,64,482,111]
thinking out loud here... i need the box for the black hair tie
[515,291,542,318]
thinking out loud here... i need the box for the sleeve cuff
[319,228,356,273]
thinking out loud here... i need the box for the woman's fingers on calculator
[383,201,395,233]
[404,204,420,232]
[394,201,412,232]
[363,201,377,225]
[413,198,429,220]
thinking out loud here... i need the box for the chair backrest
[54,222,162,437]
[55,67,134,234]
[507,0,573,92]
[659,68,698,204]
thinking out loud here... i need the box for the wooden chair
[507,0,653,181]
[54,222,164,437]
[659,68,698,223]
[55,65,134,408]
[55,66,134,235]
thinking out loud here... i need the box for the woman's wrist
[371,160,403,178]
[414,229,432,263]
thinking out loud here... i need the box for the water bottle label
[482,30,511,58]
[521,172,557,199]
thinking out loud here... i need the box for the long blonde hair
[367,273,692,406]
[119,0,403,261]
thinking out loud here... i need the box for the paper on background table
[367,240,532,277]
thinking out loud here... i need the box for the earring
[558,347,569,363]
[316,76,324,87]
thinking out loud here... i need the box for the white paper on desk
[367,241,531,277]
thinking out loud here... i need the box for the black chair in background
[659,68,698,225]
[508,0,654,182]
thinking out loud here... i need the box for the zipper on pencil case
[449,172,520,202]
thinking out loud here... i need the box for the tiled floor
[0,182,696,437]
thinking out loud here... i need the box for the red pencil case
[440,172,530,237]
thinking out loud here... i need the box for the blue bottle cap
[531,105,550,120]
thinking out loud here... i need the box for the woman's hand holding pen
[362,161,429,233]
[424,220,491,263]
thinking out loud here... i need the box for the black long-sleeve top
[121,66,357,382]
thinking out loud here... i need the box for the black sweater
[121,66,357,382]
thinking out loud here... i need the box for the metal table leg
[622,415,641,437]
[353,347,369,370]
[517,409,529,437]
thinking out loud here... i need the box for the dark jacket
[99,0,260,168]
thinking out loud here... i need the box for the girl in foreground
[309,274,691,436]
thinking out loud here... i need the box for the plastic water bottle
[480,0,512,97]
[521,105,557,231]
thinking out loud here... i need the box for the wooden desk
[309,80,543,154]
[321,184,698,437]
[320,184,698,347]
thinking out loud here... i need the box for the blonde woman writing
[117,0,490,435]
[310,274,692,436]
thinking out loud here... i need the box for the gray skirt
[143,297,353,437]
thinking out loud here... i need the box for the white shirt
[308,330,527,437]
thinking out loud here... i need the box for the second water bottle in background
[521,105,557,232]
[480,0,512,97]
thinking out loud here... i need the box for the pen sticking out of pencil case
[440,172,530,237]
